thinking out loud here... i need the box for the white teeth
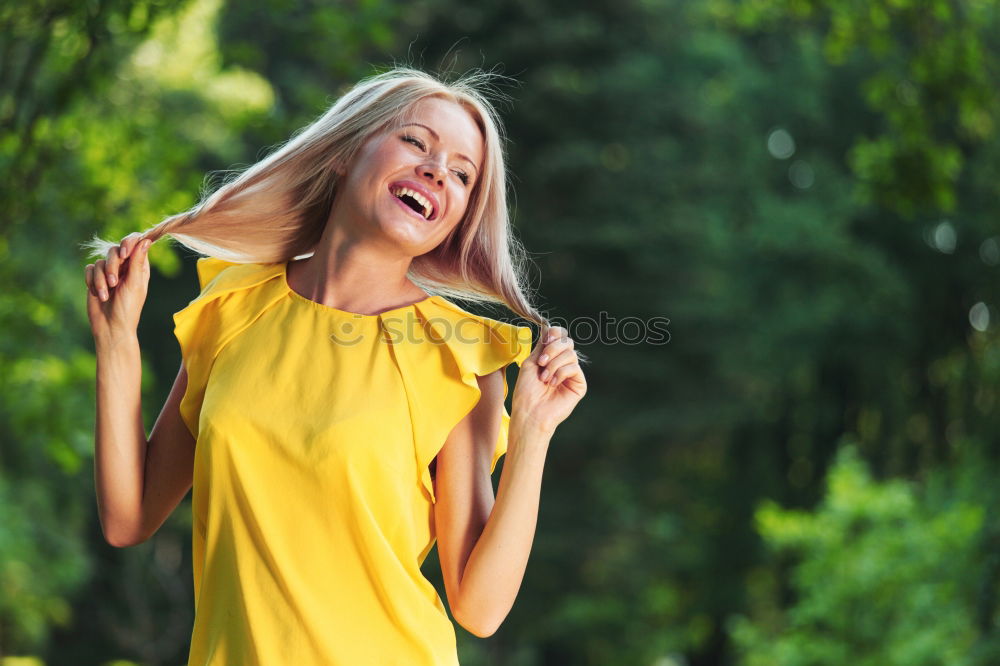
[391,186,434,220]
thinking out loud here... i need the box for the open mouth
[390,186,435,221]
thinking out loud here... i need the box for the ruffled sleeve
[394,297,535,504]
[172,257,287,440]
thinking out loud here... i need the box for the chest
[197,308,417,484]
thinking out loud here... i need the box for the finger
[93,259,109,301]
[526,330,547,366]
[540,348,577,383]
[539,335,574,367]
[119,232,142,260]
[551,361,586,393]
[85,264,94,294]
[534,326,562,357]
[125,238,152,283]
[105,246,121,288]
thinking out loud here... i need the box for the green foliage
[1,0,274,660]
[1,657,46,666]
[729,441,997,665]
[711,0,1000,218]
[0,475,91,648]
[5,0,1000,663]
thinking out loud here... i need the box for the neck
[287,223,426,314]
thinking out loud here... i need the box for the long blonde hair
[81,66,561,336]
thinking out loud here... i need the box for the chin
[377,218,436,255]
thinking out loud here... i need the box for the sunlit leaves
[731,443,986,665]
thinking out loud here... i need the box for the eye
[402,134,425,150]
[403,133,471,186]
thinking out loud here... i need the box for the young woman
[82,67,587,665]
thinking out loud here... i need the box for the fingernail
[541,370,549,381]
[540,354,549,364]
[100,289,108,301]
[108,274,117,286]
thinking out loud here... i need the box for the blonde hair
[82,66,588,362]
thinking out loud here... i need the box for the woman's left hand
[511,326,587,435]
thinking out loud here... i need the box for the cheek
[441,200,469,236]
[360,138,403,173]
[450,185,474,215]
[381,142,410,162]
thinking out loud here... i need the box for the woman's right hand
[85,233,153,342]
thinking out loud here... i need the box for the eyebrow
[401,123,480,175]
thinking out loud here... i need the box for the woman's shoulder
[172,257,290,324]
[418,293,528,331]
[194,256,241,288]
[191,256,284,294]
[413,295,535,370]
[172,258,288,361]
[403,295,536,503]
[171,258,286,440]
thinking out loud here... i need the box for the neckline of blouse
[281,259,436,319]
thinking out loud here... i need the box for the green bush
[728,441,998,665]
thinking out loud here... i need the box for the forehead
[394,97,485,165]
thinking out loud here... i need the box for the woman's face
[334,96,485,257]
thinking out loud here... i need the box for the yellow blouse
[172,257,532,666]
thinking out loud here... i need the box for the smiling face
[331,96,485,257]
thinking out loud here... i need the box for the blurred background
[4,0,1000,664]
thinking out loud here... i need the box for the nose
[419,160,446,187]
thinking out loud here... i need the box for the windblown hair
[81,66,574,345]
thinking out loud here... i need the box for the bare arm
[95,347,196,548]
[432,370,509,636]
[457,420,550,636]
[88,234,196,547]
[434,325,586,637]
[433,369,552,638]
